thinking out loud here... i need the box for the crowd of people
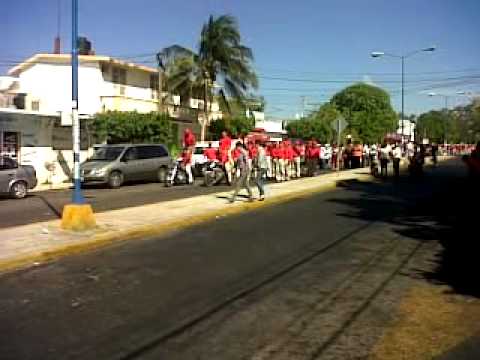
[176,128,478,201]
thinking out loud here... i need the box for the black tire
[10,181,28,199]
[204,173,214,187]
[157,167,168,183]
[108,171,124,188]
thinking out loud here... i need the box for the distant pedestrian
[392,144,402,178]
[230,142,253,203]
[380,142,392,177]
[253,143,268,201]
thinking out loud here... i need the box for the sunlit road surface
[1,160,479,360]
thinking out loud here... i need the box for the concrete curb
[0,171,372,274]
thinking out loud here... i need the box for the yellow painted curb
[0,174,370,274]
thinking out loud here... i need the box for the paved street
[0,160,479,360]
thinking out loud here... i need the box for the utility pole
[61,0,95,231]
[201,74,209,142]
[401,56,405,141]
[71,0,82,204]
[157,64,163,113]
[300,96,306,118]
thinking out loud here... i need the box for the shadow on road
[330,162,480,298]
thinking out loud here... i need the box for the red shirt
[203,147,217,161]
[285,146,294,161]
[248,145,258,159]
[183,132,196,148]
[219,136,232,151]
[271,147,281,159]
[232,147,242,160]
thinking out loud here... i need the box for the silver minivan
[0,156,38,199]
[81,144,171,188]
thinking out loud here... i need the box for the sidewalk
[0,168,373,273]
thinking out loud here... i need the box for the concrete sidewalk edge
[2,174,368,274]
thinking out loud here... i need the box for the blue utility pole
[71,0,84,203]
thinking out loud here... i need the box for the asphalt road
[0,161,476,360]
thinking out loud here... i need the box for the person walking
[380,142,392,177]
[392,143,402,179]
[230,142,253,203]
[271,142,283,182]
[253,143,268,201]
[182,128,196,151]
[352,142,363,169]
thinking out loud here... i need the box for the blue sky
[2,0,479,118]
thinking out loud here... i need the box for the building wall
[18,62,104,115]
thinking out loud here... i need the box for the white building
[397,119,416,142]
[3,53,222,120]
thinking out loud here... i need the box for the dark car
[0,156,38,199]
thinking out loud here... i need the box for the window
[31,100,40,111]
[150,74,159,90]
[137,146,168,159]
[122,147,139,161]
[112,67,127,85]
[0,157,17,170]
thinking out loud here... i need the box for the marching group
[175,128,475,202]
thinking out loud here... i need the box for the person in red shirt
[271,142,283,182]
[284,141,294,180]
[305,140,318,176]
[203,142,218,161]
[170,147,193,185]
[293,141,303,178]
[183,128,196,150]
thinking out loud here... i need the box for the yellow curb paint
[61,204,96,231]
[0,174,368,274]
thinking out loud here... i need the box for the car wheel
[10,181,28,199]
[157,167,168,183]
[108,171,124,188]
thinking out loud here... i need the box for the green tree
[158,15,258,138]
[286,103,339,142]
[330,83,397,143]
[89,111,178,147]
[208,115,254,139]
[417,110,450,143]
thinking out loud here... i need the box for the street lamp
[371,46,436,142]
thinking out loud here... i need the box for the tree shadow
[329,165,480,298]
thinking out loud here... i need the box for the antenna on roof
[53,0,61,53]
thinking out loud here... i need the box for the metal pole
[157,64,163,113]
[71,0,83,204]
[401,56,405,142]
[444,96,448,144]
[336,118,340,172]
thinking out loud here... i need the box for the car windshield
[89,147,125,161]
[194,147,206,154]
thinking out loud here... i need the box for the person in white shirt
[380,142,392,177]
[323,144,332,169]
[392,144,403,178]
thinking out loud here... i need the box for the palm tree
[157,15,258,140]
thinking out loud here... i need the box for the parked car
[0,156,38,199]
[81,144,171,188]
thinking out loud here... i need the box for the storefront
[0,109,92,185]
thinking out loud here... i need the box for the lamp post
[371,46,436,142]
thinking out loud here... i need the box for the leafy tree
[208,115,254,139]
[286,103,339,142]
[158,15,258,121]
[89,111,178,146]
[330,83,397,143]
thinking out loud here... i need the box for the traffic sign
[331,116,348,134]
